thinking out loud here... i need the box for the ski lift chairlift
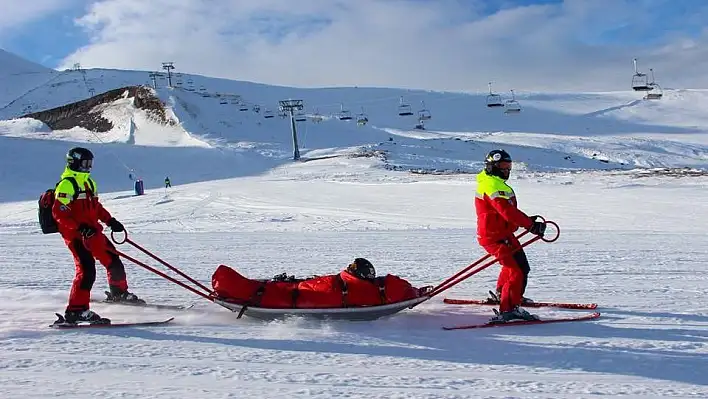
[295,111,307,122]
[398,96,414,116]
[632,73,651,91]
[264,109,275,118]
[644,83,663,100]
[644,68,663,100]
[486,82,504,107]
[503,89,522,114]
[339,104,353,120]
[504,101,522,114]
[356,107,369,125]
[631,58,652,91]
[418,101,431,120]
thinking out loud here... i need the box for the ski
[443,297,598,310]
[94,291,195,310]
[97,300,195,311]
[442,312,601,330]
[49,313,175,329]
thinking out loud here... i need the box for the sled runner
[214,296,430,321]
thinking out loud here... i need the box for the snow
[1,50,707,398]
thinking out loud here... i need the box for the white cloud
[0,0,77,34]
[57,0,708,92]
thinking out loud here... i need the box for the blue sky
[0,0,707,91]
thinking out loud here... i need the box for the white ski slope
[0,51,707,398]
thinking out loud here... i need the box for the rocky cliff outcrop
[22,86,173,132]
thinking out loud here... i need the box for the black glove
[78,224,96,238]
[107,218,124,233]
[529,221,546,236]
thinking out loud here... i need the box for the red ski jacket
[475,171,533,245]
[52,167,113,241]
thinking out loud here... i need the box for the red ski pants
[482,237,529,312]
[64,234,129,311]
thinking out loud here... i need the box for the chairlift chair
[239,104,249,112]
[417,101,432,120]
[295,111,307,122]
[631,58,652,91]
[339,104,353,120]
[263,109,275,118]
[356,107,369,126]
[504,89,522,114]
[398,96,414,116]
[644,68,663,100]
[486,82,504,107]
[312,109,323,123]
[644,84,663,100]
[253,105,261,113]
[219,99,228,105]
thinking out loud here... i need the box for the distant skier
[52,147,143,324]
[475,149,546,322]
[164,176,171,188]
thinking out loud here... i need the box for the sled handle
[529,215,560,243]
[110,229,215,298]
[111,230,128,245]
[541,220,560,243]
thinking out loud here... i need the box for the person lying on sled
[211,257,427,308]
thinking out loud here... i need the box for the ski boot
[486,290,501,304]
[488,290,534,305]
[105,288,146,305]
[489,306,540,324]
[61,309,111,325]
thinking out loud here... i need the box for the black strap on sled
[336,274,349,307]
[375,277,387,305]
[236,282,267,319]
[290,288,299,308]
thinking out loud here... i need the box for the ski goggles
[497,161,512,172]
[78,159,93,172]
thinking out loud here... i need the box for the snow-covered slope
[0,60,706,203]
[1,51,708,399]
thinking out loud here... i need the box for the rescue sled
[210,263,431,320]
[106,218,559,322]
[108,233,433,321]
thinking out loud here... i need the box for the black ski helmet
[484,149,512,179]
[66,147,94,173]
[346,258,376,280]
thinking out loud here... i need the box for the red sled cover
[211,264,420,309]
